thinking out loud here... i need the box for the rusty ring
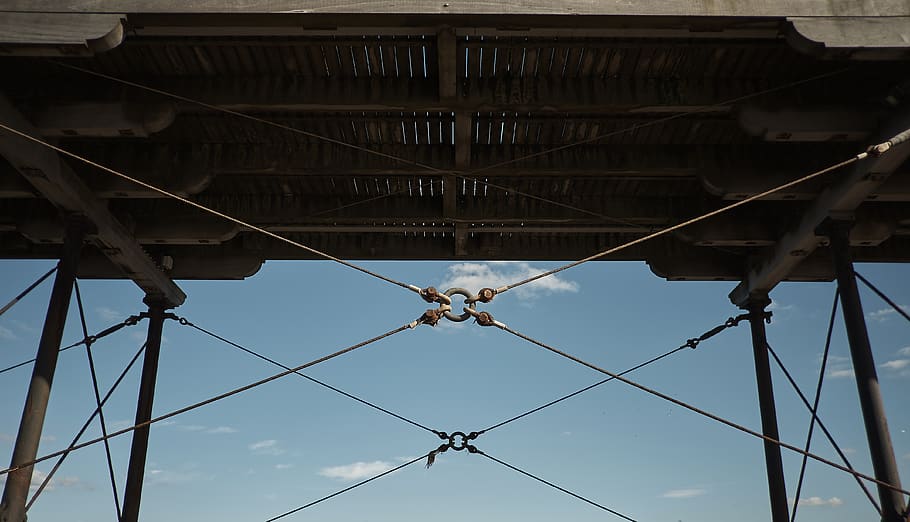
[442,288,477,322]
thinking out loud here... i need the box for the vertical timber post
[822,219,906,522]
[120,297,167,522]
[0,220,84,522]
[745,296,790,522]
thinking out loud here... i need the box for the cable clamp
[464,307,503,328]
[419,286,452,306]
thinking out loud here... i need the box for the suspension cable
[0,316,426,477]
[784,291,882,520]
[179,317,442,436]
[492,153,870,295]
[49,61,445,175]
[478,314,750,434]
[0,123,423,295]
[72,281,122,519]
[0,266,56,318]
[0,314,147,376]
[855,271,910,324]
[476,450,636,521]
[264,454,427,522]
[26,342,147,510]
[487,321,910,497]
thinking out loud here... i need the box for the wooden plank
[5,1,910,17]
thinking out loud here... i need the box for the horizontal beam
[4,1,909,17]
[0,94,186,307]
[729,109,910,306]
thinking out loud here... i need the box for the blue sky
[1,258,908,522]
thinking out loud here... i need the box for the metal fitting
[442,288,476,322]
[476,287,496,303]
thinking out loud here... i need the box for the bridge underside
[0,4,908,292]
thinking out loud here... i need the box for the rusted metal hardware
[467,287,496,304]
[419,286,452,306]
[427,430,480,468]
[464,307,503,328]
[419,307,446,327]
[441,287,476,322]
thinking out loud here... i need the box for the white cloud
[0,469,84,492]
[145,467,211,486]
[898,346,910,357]
[661,488,706,499]
[318,460,395,481]
[881,359,910,371]
[95,306,122,322]
[0,325,17,340]
[867,305,909,322]
[828,369,855,379]
[439,262,578,302]
[249,439,284,456]
[275,463,294,470]
[768,300,794,312]
[206,426,237,434]
[797,496,843,507]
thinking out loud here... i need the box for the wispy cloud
[249,439,284,456]
[96,306,122,322]
[275,463,294,470]
[207,426,238,434]
[661,488,706,499]
[319,460,395,481]
[796,496,843,507]
[439,262,578,302]
[881,359,910,371]
[0,469,85,492]
[828,369,855,379]
[898,346,910,357]
[867,305,909,323]
[145,466,212,486]
[0,325,17,340]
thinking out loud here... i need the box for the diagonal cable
[479,314,748,434]
[854,271,910,324]
[50,61,445,174]
[0,122,422,296]
[26,342,146,510]
[179,317,442,436]
[72,282,122,519]
[476,450,636,521]
[50,60,848,237]
[1,316,425,477]
[264,453,427,522]
[488,320,910,497]
[492,152,869,295]
[1,315,146,376]
[0,266,56,318]
[786,291,882,520]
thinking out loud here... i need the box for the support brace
[744,298,790,522]
[820,219,906,522]
[0,220,84,522]
[120,298,167,522]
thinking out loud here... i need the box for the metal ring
[448,431,469,451]
[442,288,477,322]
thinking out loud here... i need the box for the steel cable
[855,271,910,324]
[264,454,427,522]
[25,342,147,509]
[480,314,749,433]
[490,321,910,497]
[0,318,422,478]
[0,122,421,296]
[0,266,56,318]
[180,318,442,436]
[784,291,882,519]
[476,450,636,521]
[72,281,122,519]
[493,153,866,295]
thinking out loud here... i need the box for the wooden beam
[3,0,909,18]
[0,94,186,307]
[729,109,910,306]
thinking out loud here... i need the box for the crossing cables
[0,312,432,478]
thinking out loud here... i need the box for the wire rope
[0,318,422,478]
[0,266,56,318]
